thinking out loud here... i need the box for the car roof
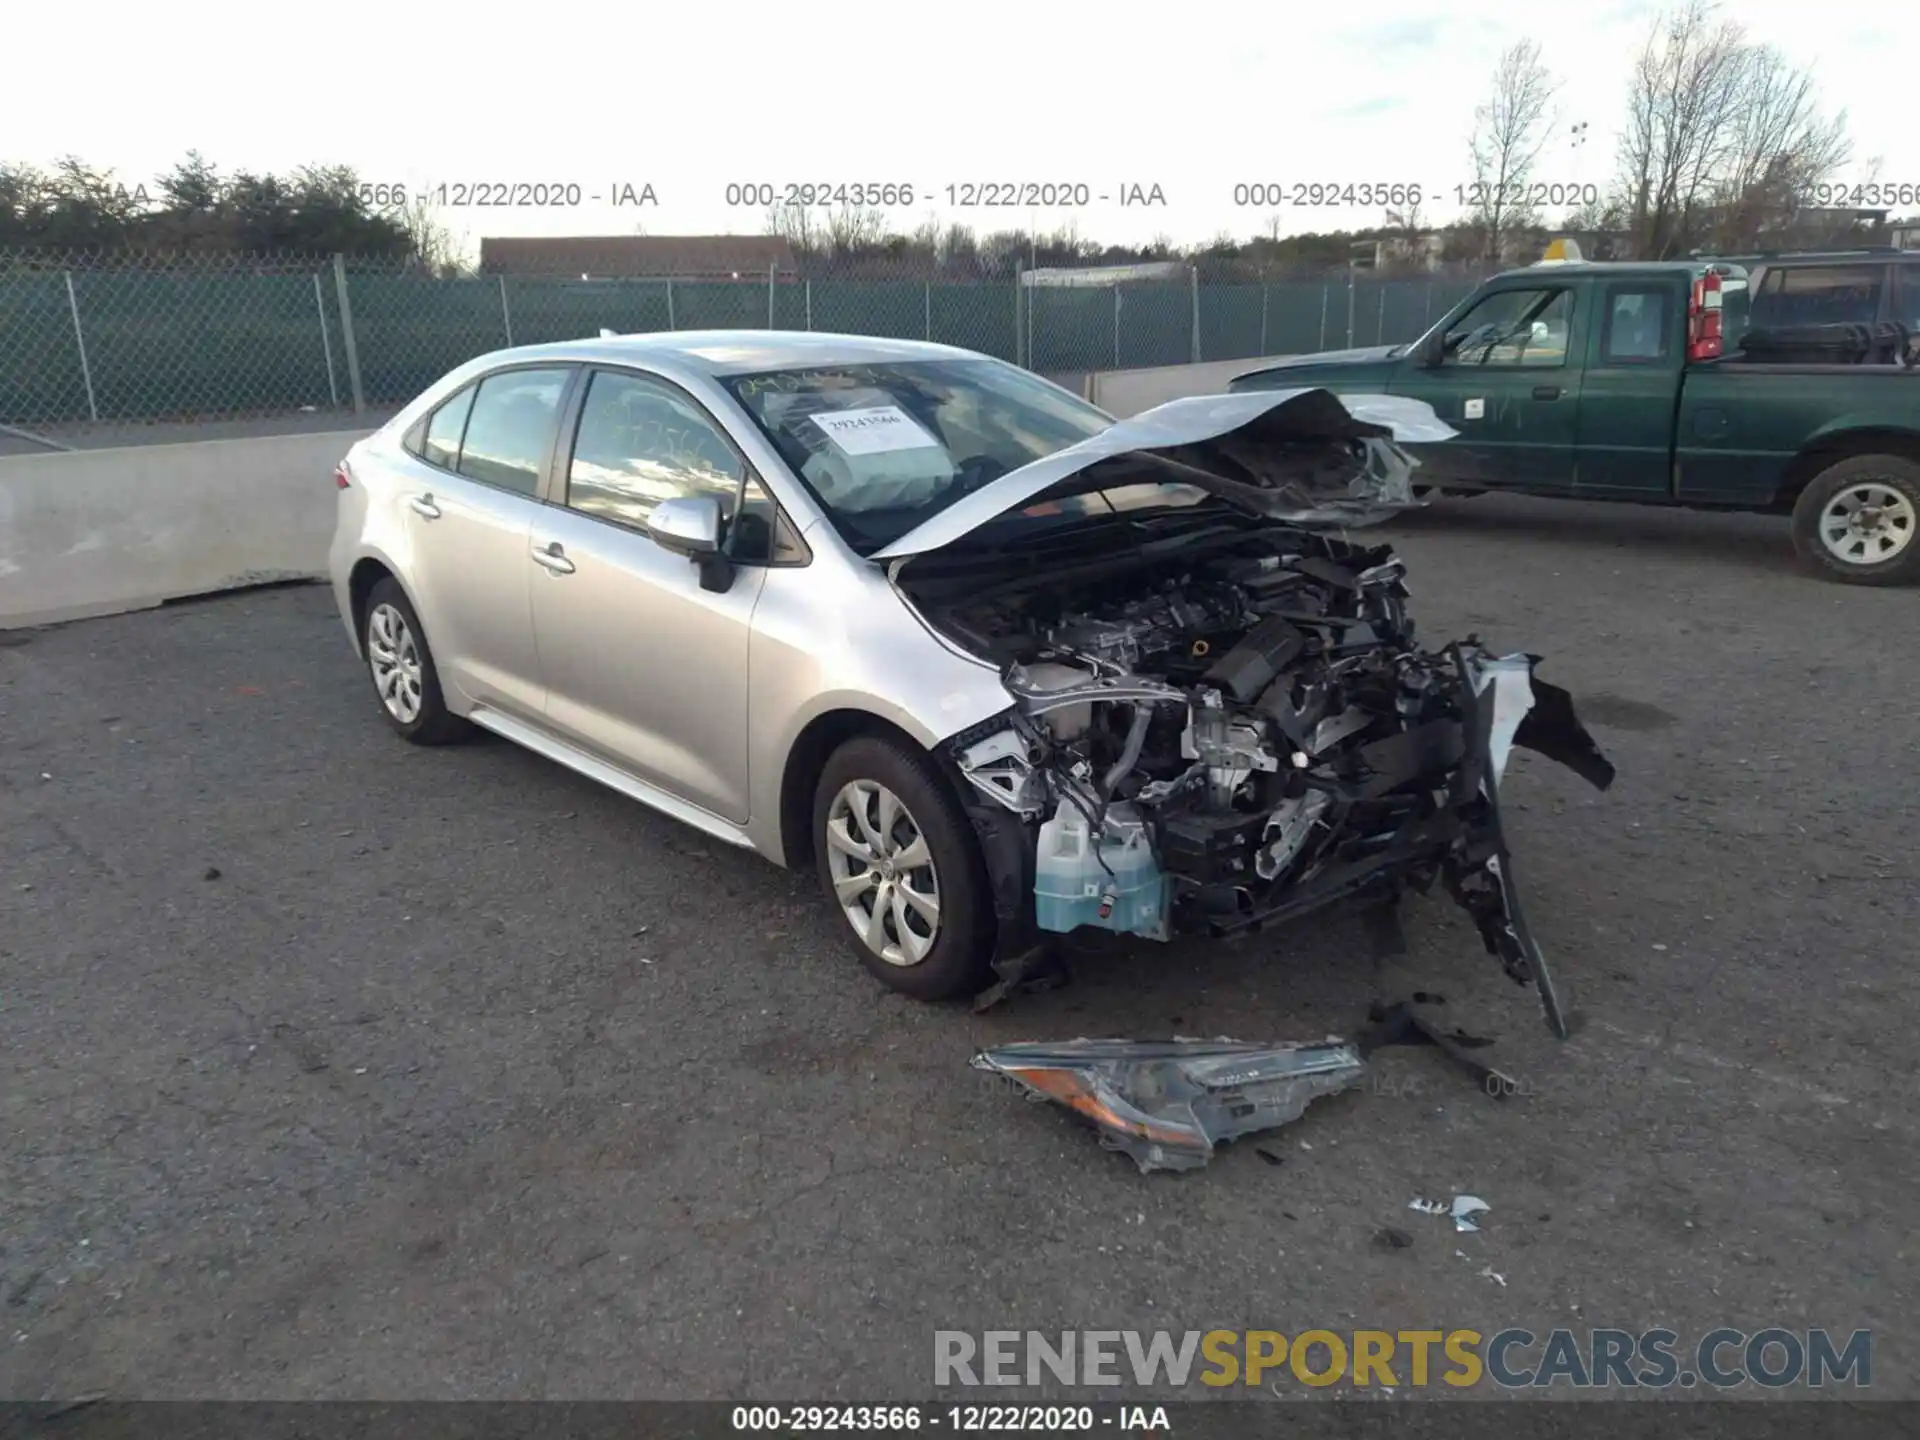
[1487,261,1712,282]
[464,330,983,378]
[1704,249,1920,266]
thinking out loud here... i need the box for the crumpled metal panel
[872,388,1458,560]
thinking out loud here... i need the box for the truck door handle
[531,541,575,575]
[408,494,442,519]
[1532,385,1562,400]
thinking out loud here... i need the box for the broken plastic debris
[1480,1265,1508,1287]
[1410,1195,1492,1232]
[971,1038,1366,1174]
[1451,1196,1491,1231]
[1354,1000,1516,1093]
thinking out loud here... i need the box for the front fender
[742,558,1014,861]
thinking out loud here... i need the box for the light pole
[1566,120,1592,256]
[1346,240,1375,348]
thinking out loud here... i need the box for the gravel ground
[1,494,1914,1403]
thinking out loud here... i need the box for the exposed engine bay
[903,512,1617,1036]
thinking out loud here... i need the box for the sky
[3,0,1912,255]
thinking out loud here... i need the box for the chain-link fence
[0,247,1496,430]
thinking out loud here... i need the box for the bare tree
[1381,195,1429,272]
[823,203,888,258]
[399,192,465,275]
[908,212,941,258]
[765,202,824,267]
[1616,1,1751,257]
[1468,39,1560,264]
[975,229,1026,278]
[936,221,979,275]
[1615,1,1852,257]
[1701,42,1851,250]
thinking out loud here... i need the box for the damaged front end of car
[881,388,1615,1036]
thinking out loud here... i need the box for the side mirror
[646,494,723,558]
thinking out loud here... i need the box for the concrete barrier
[0,354,1302,630]
[0,430,363,629]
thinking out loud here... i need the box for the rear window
[1749,265,1884,327]
[1600,288,1674,363]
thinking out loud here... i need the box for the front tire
[812,736,995,1001]
[1790,456,1920,586]
[361,577,471,745]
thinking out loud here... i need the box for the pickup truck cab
[1230,252,1920,585]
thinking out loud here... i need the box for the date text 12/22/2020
[1231,181,1602,208]
[728,1404,1169,1432]
[720,182,1169,209]
[356,182,658,208]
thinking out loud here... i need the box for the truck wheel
[1791,456,1920,586]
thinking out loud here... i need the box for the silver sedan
[330,332,1611,1026]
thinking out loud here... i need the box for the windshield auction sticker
[811,405,943,456]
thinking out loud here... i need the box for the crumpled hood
[870,388,1456,562]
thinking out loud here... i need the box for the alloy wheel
[824,780,942,966]
[366,602,425,723]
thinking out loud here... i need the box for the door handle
[531,541,575,575]
[1532,385,1562,400]
[409,494,443,519]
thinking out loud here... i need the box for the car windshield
[722,358,1130,553]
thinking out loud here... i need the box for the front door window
[1438,288,1572,369]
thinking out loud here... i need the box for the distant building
[480,234,797,279]
[1020,261,1190,286]
[1790,206,1888,227]
[1357,232,1448,271]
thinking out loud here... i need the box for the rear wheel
[1791,456,1920,586]
[362,577,471,744]
[812,736,995,1001]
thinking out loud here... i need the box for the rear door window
[420,385,475,470]
[1750,265,1884,327]
[455,368,572,496]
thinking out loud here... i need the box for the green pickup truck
[1229,251,1920,585]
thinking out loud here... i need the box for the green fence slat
[0,257,1496,427]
